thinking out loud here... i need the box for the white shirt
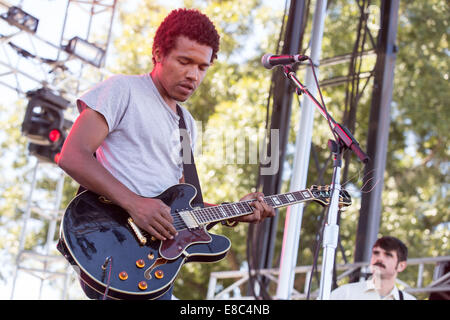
[77,73,198,197]
[330,279,416,300]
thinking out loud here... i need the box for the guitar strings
[168,190,316,231]
[341,166,382,194]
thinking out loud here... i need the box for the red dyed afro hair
[152,8,220,63]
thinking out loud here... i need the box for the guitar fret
[201,207,212,223]
[223,205,232,218]
[271,196,282,206]
[207,207,217,221]
[241,201,253,213]
[198,208,207,223]
[265,197,275,207]
[189,186,346,227]
[301,190,312,199]
[207,207,214,221]
[222,204,232,217]
[286,193,296,203]
[218,206,227,218]
[236,202,246,214]
[228,205,236,216]
[232,204,240,215]
[236,202,248,215]
[278,194,289,204]
[292,191,304,201]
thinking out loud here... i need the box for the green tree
[0,0,447,300]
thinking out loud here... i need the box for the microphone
[261,53,308,69]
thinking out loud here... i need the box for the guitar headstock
[310,185,352,209]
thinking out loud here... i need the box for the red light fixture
[48,129,61,143]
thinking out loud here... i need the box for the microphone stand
[281,64,369,299]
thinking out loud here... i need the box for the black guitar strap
[176,104,204,207]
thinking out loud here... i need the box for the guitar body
[58,184,231,300]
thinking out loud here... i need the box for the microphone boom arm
[282,64,369,163]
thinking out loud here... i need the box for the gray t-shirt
[76,73,197,197]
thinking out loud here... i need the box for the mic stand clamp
[281,63,368,299]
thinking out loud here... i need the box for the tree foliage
[0,0,447,300]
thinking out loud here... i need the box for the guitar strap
[176,104,204,207]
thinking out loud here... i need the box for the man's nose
[186,66,199,81]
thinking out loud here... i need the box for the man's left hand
[232,192,276,223]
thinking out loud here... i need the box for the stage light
[48,129,61,143]
[63,36,106,68]
[21,88,70,146]
[28,143,61,164]
[1,6,39,33]
[27,118,73,164]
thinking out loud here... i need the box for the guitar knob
[155,270,164,279]
[136,259,145,268]
[119,271,128,281]
[138,281,148,290]
[148,253,154,260]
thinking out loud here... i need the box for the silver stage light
[1,6,39,33]
[64,36,106,68]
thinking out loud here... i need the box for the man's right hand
[126,197,178,241]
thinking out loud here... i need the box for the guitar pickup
[178,210,200,229]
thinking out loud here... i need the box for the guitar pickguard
[159,227,212,260]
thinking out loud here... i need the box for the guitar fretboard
[191,189,315,225]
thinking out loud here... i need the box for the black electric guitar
[58,183,351,300]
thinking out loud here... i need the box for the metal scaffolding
[207,256,450,300]
[0,0,117,299]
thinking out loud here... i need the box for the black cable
[306,206,327,300]
[102,256,113,300]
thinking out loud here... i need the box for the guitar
[58,183,351,300]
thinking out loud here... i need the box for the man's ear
[153,47,162,64]
[397,261,407,273]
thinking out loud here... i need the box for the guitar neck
[191,188,315,225]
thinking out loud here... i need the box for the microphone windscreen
[261,53,274,69]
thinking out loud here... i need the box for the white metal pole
[318,162,341,299]
[10,159,39,299]
[276,0,328,300]
[38,169,65,299]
